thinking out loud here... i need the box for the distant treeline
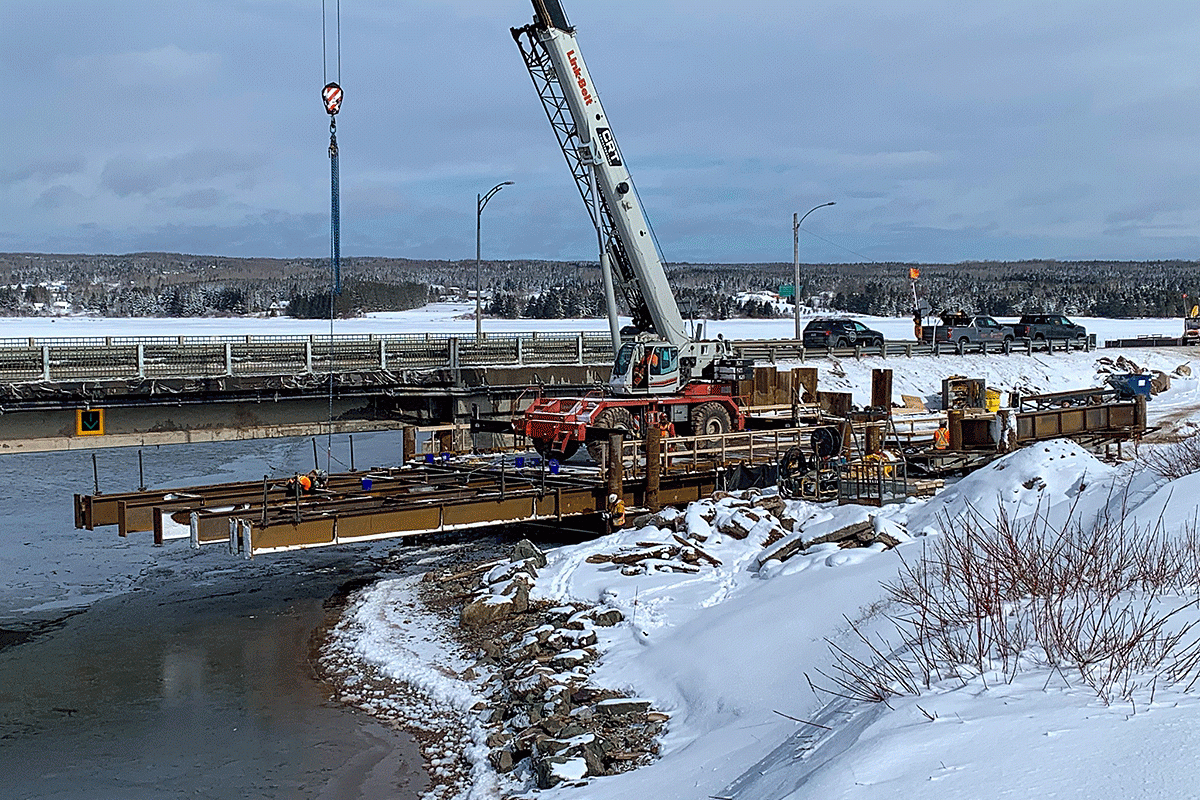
[2,252,1200,319]
[286,279,433,319]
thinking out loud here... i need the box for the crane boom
[511,0,690,349]
[508,1,747,459]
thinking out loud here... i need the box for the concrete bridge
[0,331,615,452]
[0,329,1093,453]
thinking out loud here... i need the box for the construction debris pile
[1094,354,1191,395]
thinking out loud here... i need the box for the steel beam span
[71,389,1147,558]
[76,428,816,556]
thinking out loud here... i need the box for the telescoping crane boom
[512,0,733,396]
[510,0,748,462]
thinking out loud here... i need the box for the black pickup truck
[1010,314,1087,342]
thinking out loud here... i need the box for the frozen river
[0,432,460,799]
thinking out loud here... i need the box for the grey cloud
[1,157,86,184]
[33,185,86,210]
[100,150,266,197]
[165,188,230,210]
[1105,196,1196,226]
[1010,184,1095,210]
[64,44,221,88]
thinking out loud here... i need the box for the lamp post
[793,201,835,339]
[476,181,514,339]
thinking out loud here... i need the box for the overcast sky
[5,1,1200,265]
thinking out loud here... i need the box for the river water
[0,434,458,800]
[0,554,429,800]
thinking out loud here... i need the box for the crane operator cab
[611,340,680,395]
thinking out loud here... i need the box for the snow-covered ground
[322,307,1200,800]
[6,307,1200,800]
[0,302,1191,343]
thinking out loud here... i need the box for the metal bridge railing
[0,328,1095,385]
[0,331,618,384]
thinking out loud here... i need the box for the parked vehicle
[802,318,885,349]
[1185,304,1199,341]
[1010,313,1087,342]
[920,314,1013,349]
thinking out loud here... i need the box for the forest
[1,252,1198,320]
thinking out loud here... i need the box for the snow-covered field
[6,306,1200,800]
[0,302,1191,343]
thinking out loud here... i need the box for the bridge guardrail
[0,331,618,384]
[0,329,1094,385]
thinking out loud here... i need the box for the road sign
[778,284,795,298]
[77,409,104,436]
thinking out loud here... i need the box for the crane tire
[587,407,634,467]
[690,402,732,453]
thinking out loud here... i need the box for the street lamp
[476,181,514,339]
[793,201,835,339]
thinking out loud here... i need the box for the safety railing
[0,328,1098,385]
[612,426,820,480]
[0,331,618,384]
[734,336,1090,362]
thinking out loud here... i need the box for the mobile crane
[510,0,748,461]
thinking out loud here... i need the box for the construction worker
[933,420,950,450]
[285,472,313,494]
[605,492,626,532]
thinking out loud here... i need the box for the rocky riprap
[427,540,667,790]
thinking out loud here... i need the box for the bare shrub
[1138,433,1200,479]
[811,500,1200,707]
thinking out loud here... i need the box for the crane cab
[611,340,680,395]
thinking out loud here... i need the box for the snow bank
[336,431,1200,800]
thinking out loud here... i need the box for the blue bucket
[515,456,525,468]
[549,459,560,474]
[360,477,372,490]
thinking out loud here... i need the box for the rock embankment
[427,540,666,790]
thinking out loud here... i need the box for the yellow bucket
[985,388,1002,412]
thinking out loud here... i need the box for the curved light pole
[793,201,835,339]
[477,181,514,339]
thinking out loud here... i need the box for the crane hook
[322,82,343,116]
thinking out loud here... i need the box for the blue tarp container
[1106,373,1152,398]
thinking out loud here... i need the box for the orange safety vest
[609,498,626,527]
[934,426,949,450]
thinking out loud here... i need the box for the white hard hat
[608,493,618,503]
